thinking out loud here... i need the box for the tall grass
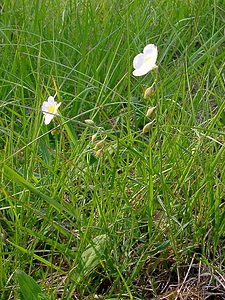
[0,0,224,299]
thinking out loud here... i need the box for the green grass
[0,0,225,299]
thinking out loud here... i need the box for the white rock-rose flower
[133,44,158,76]
[42,96,61,125]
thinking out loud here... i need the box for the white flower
[41,96,61,125]
[133,44,158,76]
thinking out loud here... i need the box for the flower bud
[51,129,60,135]
[146,106,156,118]
[85,119,95,126]
[95,149,103,159]
[142,119,156,134]
[94,139,105,151]
[91,133,98,143]
[144,84,154,99]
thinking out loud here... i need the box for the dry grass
[133,252,225,299]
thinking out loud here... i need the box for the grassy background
[0,0,225,299]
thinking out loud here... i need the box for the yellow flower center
[144,56,151,63]
[48,105,55,113]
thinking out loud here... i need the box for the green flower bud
[85,119,95,126]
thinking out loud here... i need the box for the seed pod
[85,119,95,126]
[95,149,103,159]
[142,119,156,134]
[144,84,154,99]
[51,129,60,135]
[91,133,98,143]
[146,106,156,118]
[94,139,105,151]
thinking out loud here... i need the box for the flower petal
[143,44,158,64]
[43,113,54,125]
[143,44,157,56]
[133,62,157,76]
[133,66,149,76]
[41,101,49,111]
[47,96,55,104]
[56,102,61,110]
[133,53,145,69]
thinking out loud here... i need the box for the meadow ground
[0,0,225,299]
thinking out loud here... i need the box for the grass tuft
[0,0,224,299]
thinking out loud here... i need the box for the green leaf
[16,270,50,300]
[74,234,107,284]
[81,234,107,271]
